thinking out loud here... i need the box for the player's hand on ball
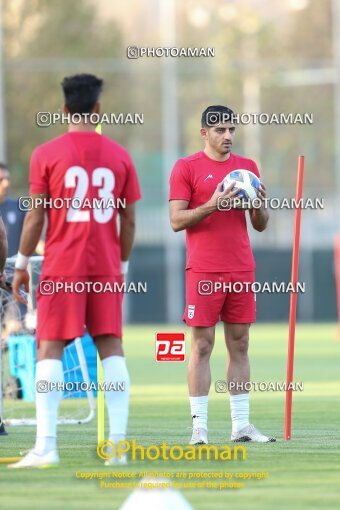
[257,182,267,203]
[209,180,238,211]
[233,181,267,210]
[12,269,30,304]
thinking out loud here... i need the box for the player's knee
[230,333,249,357]
[37,340,66,361]
[192,336,214,359]
[94,335,123,358]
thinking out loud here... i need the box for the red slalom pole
[334,234,340,339]
[284,155,305,441]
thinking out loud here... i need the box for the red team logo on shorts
[155,333,185,362]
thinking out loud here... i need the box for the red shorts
[36,275,123,342]
[183,270,256,327]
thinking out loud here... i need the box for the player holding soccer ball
[169,105,275,444]
[10,74,141,468]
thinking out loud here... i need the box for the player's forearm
[120,215,136,261]
[0,218,8,273]
[18,210,45,256]
[171,201,216,232]
[250,206,269,232]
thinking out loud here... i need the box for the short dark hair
[201,105,235,127]
[0,162,8,171]
[61,74,103,114]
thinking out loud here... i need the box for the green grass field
[1,323,340,509]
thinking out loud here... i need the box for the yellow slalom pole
[95,122,105,445]
[97,353,105,444]
[0,457,22,464]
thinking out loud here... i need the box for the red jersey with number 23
[169,151,260,272]
[29,132,141,276]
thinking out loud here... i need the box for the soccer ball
[222,169,260,201]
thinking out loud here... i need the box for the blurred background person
[0,162,26,257]
[0,210,8,435]
[0,163,29,339]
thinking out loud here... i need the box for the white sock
[34,359,63,455]
[230,393,250,434]
[189,395,208,430]
[102,356,130,443]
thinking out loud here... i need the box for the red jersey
[169,151,260,272]
[29,132,141,276]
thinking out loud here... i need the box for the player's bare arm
[170,180,237,232]
[12,193,46,303]
[119,202,136,262]
[249,182,269,232]
[17,193,46,254]
[0,216,8,288]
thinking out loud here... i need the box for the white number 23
[64,166,115,224]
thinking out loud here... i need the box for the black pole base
[0,419,8,436]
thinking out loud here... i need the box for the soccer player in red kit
[10,74,141,468]
[169,105,275,444]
